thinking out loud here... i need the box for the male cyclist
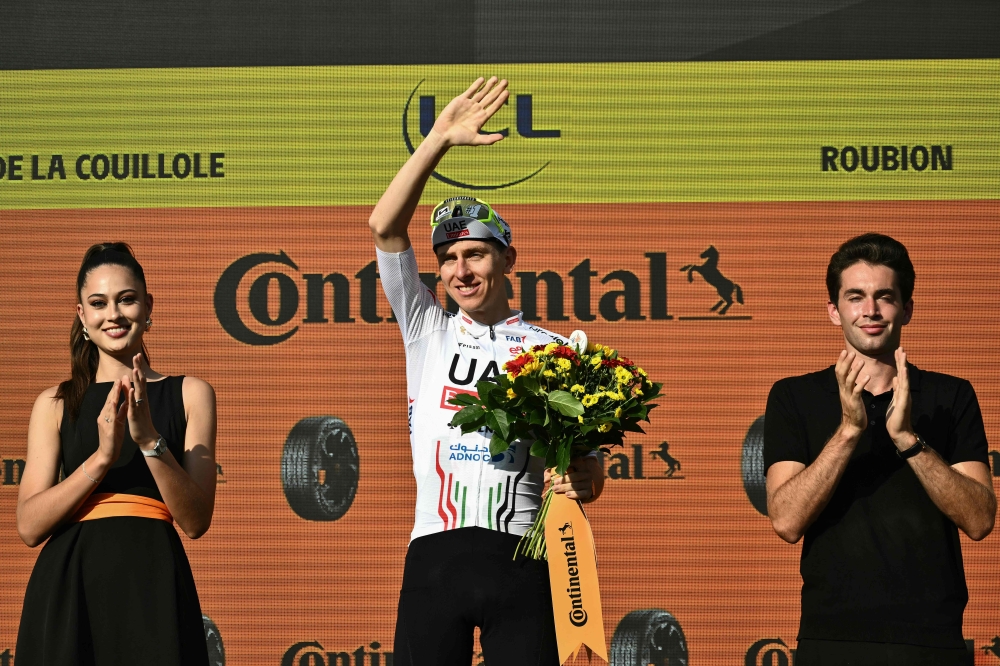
[369,77,605,666]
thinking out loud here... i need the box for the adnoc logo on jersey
[402,80,561,191]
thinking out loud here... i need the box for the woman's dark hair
[826,233,915,304]
[55,243,150,423]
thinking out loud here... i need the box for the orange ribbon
[71,493,173,523]
[545,491,608,664]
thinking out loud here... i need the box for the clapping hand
[835,350,869,436]
[432,77,509,148]
[125,353,161,451]
[96,377,129,466]
[886,347,915,448]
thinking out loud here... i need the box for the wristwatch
[141,436,168,458]
[896,433,926,460]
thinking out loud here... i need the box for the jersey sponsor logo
[510,346,523,354]
[440,386,477,411]
[448,354,501,386]
[446,228,470,240]
[505,334,524,342]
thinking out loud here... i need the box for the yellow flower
[615,367,632,385]
[570,384,585,394]
[544,342,559,353]
[582,394,598,408]
[522,360,542,375]
[637,367,647,378]
[590,356,602,367]
[556,358,571,371]
[613,391,626,401]
[614,407,622,418]
[633,388,643,397]
[598,422,612,433]
[543,370,556,378]
[578,415,584,423]
[507,388,517,399]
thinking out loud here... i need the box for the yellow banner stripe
[0,60,997,209]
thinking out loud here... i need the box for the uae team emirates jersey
[376,247,566,541]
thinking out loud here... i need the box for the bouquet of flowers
[447,332,661,559]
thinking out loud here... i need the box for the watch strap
[141,436,167,458]
[896,434,926,460]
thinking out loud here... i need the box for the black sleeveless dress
[16,377,210,666]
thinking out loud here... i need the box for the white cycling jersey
[377,247,567,541]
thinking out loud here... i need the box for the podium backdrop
[2,50,999,666]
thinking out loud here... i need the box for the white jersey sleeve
[375,246,451,344]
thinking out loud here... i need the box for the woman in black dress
[15,243,217,665]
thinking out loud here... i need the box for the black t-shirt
[764,364,989,648]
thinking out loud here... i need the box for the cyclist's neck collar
[458,309,523,338]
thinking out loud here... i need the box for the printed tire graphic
[281,416,359,521]
[202,614,225,666]
[610,609,688,666]
[741,415,768,516]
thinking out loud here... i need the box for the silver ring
[104,416,111,423]
[135,398,144,405]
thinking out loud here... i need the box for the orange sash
[71,493,173,523]
[544,491,608,663]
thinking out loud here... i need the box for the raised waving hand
[369,76,510,252]
[433,77,509,147]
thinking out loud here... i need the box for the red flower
[549,346,580,364]
[504,353,533,377]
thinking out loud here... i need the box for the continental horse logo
[680,246,745,315]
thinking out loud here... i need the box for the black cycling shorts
[393,527,559,666]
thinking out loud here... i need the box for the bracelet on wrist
[81,460,99,484]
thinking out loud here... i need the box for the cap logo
[435,206,451,221]
[452,204,463,217]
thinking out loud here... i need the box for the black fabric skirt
[16,517,209,666]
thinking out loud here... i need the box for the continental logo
[214,247,749,346]
[600,443,683,480]
[282,640,390,666]
[556,521,589,628]
[745,638,795,665]
[821,145,952,172]
[1,457,24,486]
[402,80,559,190]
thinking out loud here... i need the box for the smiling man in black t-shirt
[764,233,997,666]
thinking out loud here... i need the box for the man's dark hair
[826,233,915,304]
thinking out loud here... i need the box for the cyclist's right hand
[432,77,509,148]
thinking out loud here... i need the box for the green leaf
[446,393,479,408]
[555,441,573,475]
[547,390,584,417]
[530,440,550,458]
[451,405,486,428]
[528,409,546,426]
[521,375,540,395]
[483,411,500,435]
[623,422,646,434]
[478,379,504,397]
[492,409,512,440]
[489,433,509,457]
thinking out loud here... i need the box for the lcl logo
[403,80,561,190]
